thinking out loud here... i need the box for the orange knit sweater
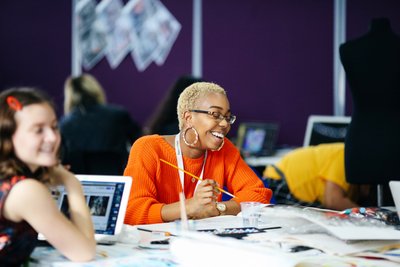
[123,135,271,225]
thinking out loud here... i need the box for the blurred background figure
[263,143,372,210]
[60,73,142,175]
[143,75,203,135]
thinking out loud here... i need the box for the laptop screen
[55,180,126,235]
[236,122,279,157]
[389,181,400,220]
[303,115,351,147]
[38,175,131,244]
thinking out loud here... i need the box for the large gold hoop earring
[183,127,199,147]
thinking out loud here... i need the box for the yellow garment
[263,143,350,204]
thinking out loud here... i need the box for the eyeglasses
[190,109,236,124]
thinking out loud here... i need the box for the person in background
[124,82,271,225]
[263,143,371,210]
[0,88,95,265]
[60,74,142,175]
[143,75,203,135]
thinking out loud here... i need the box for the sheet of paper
[269,233,400,255]
[31,244,176,267]
[261,206,400,240]
[170,231,298,267]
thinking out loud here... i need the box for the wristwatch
[216,202,227,216]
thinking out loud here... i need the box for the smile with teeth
[211,131,224,139]
[40,145,55,153]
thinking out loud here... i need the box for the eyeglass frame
[189,109,236,124]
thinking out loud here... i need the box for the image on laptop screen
[236,122,279,157]
[57,181,124,236]
[41,175,132,244]
[243,128,266,154]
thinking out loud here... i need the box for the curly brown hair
[0,87,55,181]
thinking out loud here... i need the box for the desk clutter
[30,206,400,266]
[262,205,400,240]
[198,226,268,239]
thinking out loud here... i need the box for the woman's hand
[324,180,359,210]
[186,179,220,219]
[160,179,226,222]
[47,164,78,187]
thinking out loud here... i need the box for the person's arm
[4,171,96,261]
[323,180,358,210]
[55,166,96,242]
[124,137,235,224]
[223,144,272,205]
[160,179,238,221]
[162,200,240,221]
[214,199,241,216]
[124,137,261,224]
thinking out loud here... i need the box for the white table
[29,211,400,266]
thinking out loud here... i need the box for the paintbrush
[160,158,237,198]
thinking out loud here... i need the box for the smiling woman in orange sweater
[124,82,271,225]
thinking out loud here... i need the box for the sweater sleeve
[214,139,272,204]
[123,136,165,225]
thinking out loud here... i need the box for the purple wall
[345,0,400,115]
[1,0,400,146]
[202,0,333,145]
[0,1,71,107]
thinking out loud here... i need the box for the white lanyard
[175,133,207,195]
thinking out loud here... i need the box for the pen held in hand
[160,158,237,198]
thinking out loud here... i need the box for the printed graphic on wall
[96,0,131,69]
[75,0,181,71]
[76,0,107,70]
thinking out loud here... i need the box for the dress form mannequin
[339,18,400,204]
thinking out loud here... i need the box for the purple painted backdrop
[1,0,399,146]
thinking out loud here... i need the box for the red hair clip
[6,96,23,111]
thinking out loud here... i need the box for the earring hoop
[183,126,199,147]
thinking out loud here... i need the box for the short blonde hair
[177,82,226,130]
[64,74,107,114]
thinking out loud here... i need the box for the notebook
[38,175,132,244]
[236,122,279,157]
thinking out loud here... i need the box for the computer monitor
[236,122,279,157]
[303,115,351,147]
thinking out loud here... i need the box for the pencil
[97,250,108,258]
[160,158,237,198]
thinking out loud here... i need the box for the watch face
[217,203,226,212]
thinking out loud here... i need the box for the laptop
[236,122,279,157]
[303,115,351,147]
[38,175,132,244]
[389,181,400,218]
